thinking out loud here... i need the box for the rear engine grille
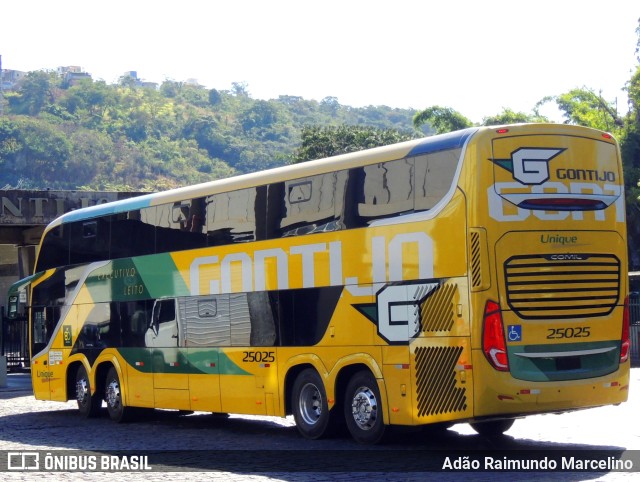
[414,346,467,417]
[504,254,620,319]
[470,231,482,288]
[420,283,457,333]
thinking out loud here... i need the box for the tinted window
[268,171,347,238]
[37,225,69,271]
[413,148,461,211]
[345,158,415,228]
[155,198,207,253]
[205,188,260,245]
[119,301,152,347]
[75,302,120,349]
[69,218,111,265]
[110,208,156,258]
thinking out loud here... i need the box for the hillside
[0,72,421,191]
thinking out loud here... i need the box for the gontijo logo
[488,146,624,222]
[491,148,565,185]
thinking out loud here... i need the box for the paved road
[1,369,639,481]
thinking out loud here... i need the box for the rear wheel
[76,365,101,418]
[470,419,515,437]
[292,368,334,439]
[105,367,133,422]
[344,370,386,444]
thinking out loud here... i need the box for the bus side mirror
[7,295,19,319]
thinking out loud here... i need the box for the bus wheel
[344,370,386,444]
[470,419,515,437]
[76,365,101,418]
[105,367,131,423]
[292,368,332,439]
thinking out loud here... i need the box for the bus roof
[51,127,479,228]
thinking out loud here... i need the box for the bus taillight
[482,300,509,371]
[620,296,630,363]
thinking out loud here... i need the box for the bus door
[31,304,72,402]
[145,298,190,409]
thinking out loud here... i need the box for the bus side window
[75,303,120,350]
[247,291,277,346]
[110,209,156,259]
[205,189,259,246]
[69,219,112,265]
[182,295,231,347]
[413,149,461,211]
[146,299,178,347]
[268,172,346,238]
[117,301,150,347]
[37,225,70,271]
[344,158,414,228]
[154,198,207,253]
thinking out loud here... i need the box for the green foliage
[0,72,418,190]
[413,106,473,134]
[482,108,547,126]
[0,116,71,187]
[537,89,624,135]
[292,125,418,163]
[6,71,56,116]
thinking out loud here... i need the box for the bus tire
[470,419,515,437]
[105,367,132,423]
[75,365,101,418]
[292,368,333,439]
[344,370,386,444]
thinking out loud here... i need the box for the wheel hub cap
[298,382,322,426]
[76,379,88,404]
[351,387,377,430]
[106,380,120,408]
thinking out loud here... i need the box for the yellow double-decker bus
[8,123,630,444]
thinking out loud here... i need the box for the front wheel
[291,368,334,439]
[105,367,133,422]
[470,419,515,437]
[76,365,101,418]
[344,370,386,444]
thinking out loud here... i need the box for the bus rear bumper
[472,356,630,418]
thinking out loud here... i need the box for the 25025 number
[546,327,591,339]
[243,351,275,363]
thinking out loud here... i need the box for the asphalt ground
[1,369,639,481]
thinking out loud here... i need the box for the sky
[1,0,639,123]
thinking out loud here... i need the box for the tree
[208,88,222,106]
[413,106,472,134]
[292,125,417,163]
[482,108,547,126]
[621,20,640,268]
[240,100,279,132]
[0,117,70,186]
[537,89,624,134]
[231,81,250,97]
[6,71,57,115]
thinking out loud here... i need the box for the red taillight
[620,296,630,363]
[483,300,509,371]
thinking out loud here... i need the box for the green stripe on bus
[118,348,251,376]
[132,254,190,299]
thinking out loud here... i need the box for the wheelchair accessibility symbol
[507,325,522,342]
